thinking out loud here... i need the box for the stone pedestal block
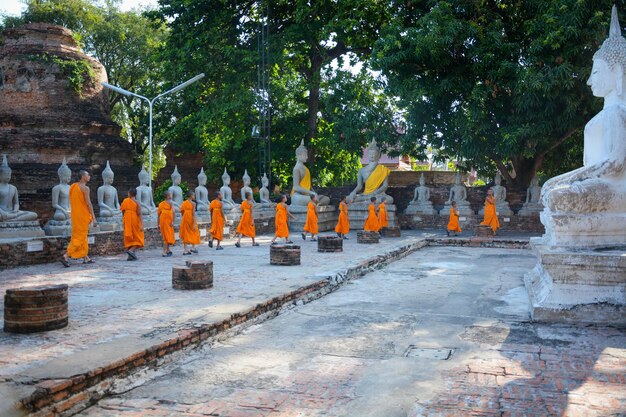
[475,225,495,237]
[4,284,69,333]
[382,226,401,237]
[0,221,45,240]
[348,203,397,229]
[43,219,72,236]
[524,241,626,325]
[289,205,337,232]
[357,230,380,244]
[317,236,343,253]
[270,244,301,265]
[172,261,214,290]
[95,216,122,232]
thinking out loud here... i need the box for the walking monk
[120,189,144,261]
[209,191,225,250]
[302,194,318,241]
[271,194,296,244]
[335,195,350,239]
[447,201,462,236]
[180,190,200,254]
[363,196,380,232]
[61,170,96,267]
[158,190,175,257]
[480,189,500,235]
[378,196,389,230]
[235,192,259,247]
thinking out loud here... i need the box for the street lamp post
[101,73,205,187]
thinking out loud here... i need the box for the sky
[0,0,159,19]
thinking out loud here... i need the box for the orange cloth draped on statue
[180,200,201,244]
[378,203,388,229]
[363,203,380,232]
[236,200,256,238]
[447,207,462,232]
[67,183,92,259]
[480,196,500,232]
[275,204,289,238]
[335,201,350,235]
[303,201,318,235]
[120,198,144,249]
[158,201,175,245]
[209,199,224,241]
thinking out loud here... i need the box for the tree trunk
[305,52,323,166]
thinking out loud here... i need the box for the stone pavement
[77,246,626,417]
[0,231,433,415]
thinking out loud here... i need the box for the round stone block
[357,231,380,244]
[172,260,214,290]
[4,284,69,333]
[317,236,343,253]
[270,244,301,265]
[382,226,401,237]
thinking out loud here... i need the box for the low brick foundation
[317,236,343,253]
[426,236,530,250]
[3,284,68,333]
[357,231,380,244]
[475,225,495,237]
[270,244,301,265]
[172,261,214,290]
[399,213,544,234]
[382,227,401,238]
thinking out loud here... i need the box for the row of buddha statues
[405,171,543,217]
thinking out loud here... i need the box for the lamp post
[101,73,205,187]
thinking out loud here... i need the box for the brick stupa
[0,23,137,221]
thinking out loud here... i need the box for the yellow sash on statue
[291,166,311,195]
[364,164,390,194]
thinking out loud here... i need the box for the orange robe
[67,183,92,259]
[447,207,462,232]
[180,199,201,244]
[209,199,225,241]
[378,203,389,229]
[275,203,289,238]
[480,196,500,232]
[335,201,350,235]
[303,201,318,235]
[363,203,380,232]
[158,201,175,245]
[236,200,256,238]
[120,198,144,249]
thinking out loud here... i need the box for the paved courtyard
[72,245,625,417]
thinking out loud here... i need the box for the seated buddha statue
[0,154,38,222]
[291,140,330,206]
[347,139,393,204]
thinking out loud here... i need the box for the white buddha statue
[0,154,39,222]
[195,167,210,214]
[405,173,435,215]
[97,161,121,218]
[259,173,276,208]
[220,168,238,212]
[136,167,157,217]
[348,139,394,204]
[168,165,184,214]
[290,140,330,206]
[540,5,626,246]
[443,172,472,215]
[51,157,72,221]
[519,176,543,216]
[479,172,512,216]
[240,169,262,208]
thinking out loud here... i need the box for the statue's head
[588,6,626,98]
[454,172,461,185]
[261,172,269,187]
[222,168,230,185]
[419,173,426,186]
[494,172,501,186]
[242,169,251,186]
[198,167,207,186]
[171,165,181,185]
[58,157,72,184]
[138,167,150,186]
[367,139,381,163]
[531,175,539,186]
[102,160,114,185]
[0,154,11,183]
[296,139,308,163]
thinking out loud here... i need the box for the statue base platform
[289,205,337,232]
[525,239,626,325]
[479,203,513,217]
[442,202,474,216]
[539,211,626,247]
[95,216,122,232]
[0,221,45,240]
[347,203,396,229]
[141,214,158,229]
[518,203,543,217]
[404,203,436,216]
[43,219,72,236]
[196,213,211,224]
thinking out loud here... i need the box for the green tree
[372,0,620,188]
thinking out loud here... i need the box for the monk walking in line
[480,188,500,235]
[335,195,350,239]
[447,201,462,236]
[378,196,389,230]
[235,192,259,247]
[180,190,201,255]
[363,196,380,232]
[158,190,175,257]
[120,188,144,261]
[209,191,225,250]
[61,170,96,267]
[271,194,296,244]
[302,194,318,241]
